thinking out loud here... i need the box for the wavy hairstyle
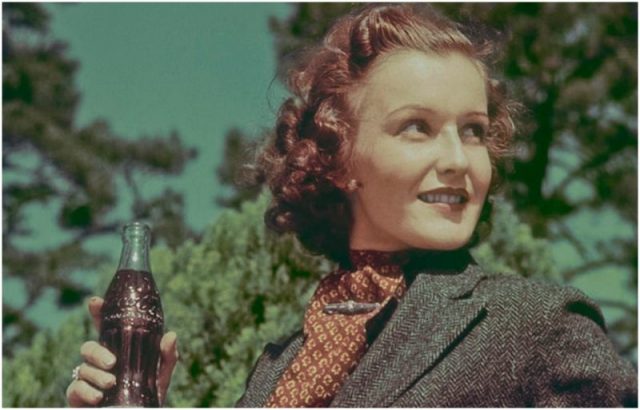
[257,4,516,264]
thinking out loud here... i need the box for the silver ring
[72,365,81,381]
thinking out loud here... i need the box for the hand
[66,296,179,407]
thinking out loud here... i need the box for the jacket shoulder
[473,271,606,331]
[469,270,636,406]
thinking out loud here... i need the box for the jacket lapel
[330,264,488,407]
[236,331,304,407]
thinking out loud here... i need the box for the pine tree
[3,3,198,356]
[3,193,556,407]
[267,3,637,357]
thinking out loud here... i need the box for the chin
[410,231,473,251]
[424,240,468,251]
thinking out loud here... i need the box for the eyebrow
[385,104,488,119]
[385,104,435,119]
[464,111,489,119]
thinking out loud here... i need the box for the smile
[418,193,466,204]
[417,187,469,205]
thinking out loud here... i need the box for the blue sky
[4,3,634,339]
[47,3,291,230]
[5,3,293,330]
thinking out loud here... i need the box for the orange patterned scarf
[266,250,410,407]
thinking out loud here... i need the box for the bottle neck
[117,223,151,272]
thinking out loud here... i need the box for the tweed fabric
[265,250,407,407]
[236,257,638,407]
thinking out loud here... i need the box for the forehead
[350,50,488,118]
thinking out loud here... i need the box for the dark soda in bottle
[100,222,164,407]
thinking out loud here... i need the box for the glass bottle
[99,222,164,407]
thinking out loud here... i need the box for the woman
[67,4,637,407]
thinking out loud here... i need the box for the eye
[398,119,431,138]
[460,122,488,142]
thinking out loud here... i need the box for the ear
[334,178,361,193]
[334,163,362,193]
[346,179,362,192]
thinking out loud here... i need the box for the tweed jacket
[236,262,638,407]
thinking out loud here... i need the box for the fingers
[66,379,104,407]
[87,296,104,333]
[157,331,179,405]
[80,341,116,370]
[76,363,116,390]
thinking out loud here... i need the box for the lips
[417,187,469,205]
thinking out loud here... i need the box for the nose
[435,125,470,176]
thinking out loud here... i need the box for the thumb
[157,331,179,405]
[87,296,104,333]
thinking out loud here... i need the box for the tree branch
[561,257,621,281]
[549,144,629,199]
[594,299,636,313]
[554,221,589,258]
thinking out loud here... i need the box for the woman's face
[347,50,492,251]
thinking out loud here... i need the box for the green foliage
[3,192,558,407]
[155,192,329,406]
[436,3,637,232]
[268,3,637,258]
[270,2,636,230]
[444,3,637,358]
[215,128,264,209]
[472,199,558,281]
[3,3,198,356]
[265,2,637,357]
[3,3,636,406]
[2,307,93,407]
[2,192,327,406]
[218,0,635,363]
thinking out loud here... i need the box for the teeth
[420,194,465,204]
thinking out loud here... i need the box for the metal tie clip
[323,300,381,315]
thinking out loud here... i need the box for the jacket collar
[242,262,488,407]
[331,263,488,407]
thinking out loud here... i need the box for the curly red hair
[258,4,516,264]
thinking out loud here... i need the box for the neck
[343,247,473,277]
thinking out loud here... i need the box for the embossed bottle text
[100,222,163,407]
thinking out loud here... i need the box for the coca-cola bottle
[100,222,164,407]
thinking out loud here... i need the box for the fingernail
[94,391,103,402]
[173,336,180,359]
[104,355,116,367]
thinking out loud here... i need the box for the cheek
[469,148,492,196]
[355,142,425,186]
[351,145,421,223]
